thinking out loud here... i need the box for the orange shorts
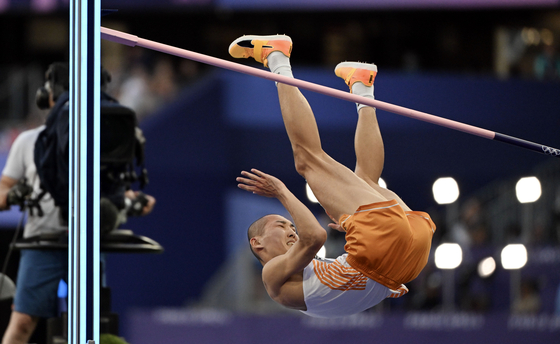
[339,199,436,290]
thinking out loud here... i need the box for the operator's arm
[124,190,156,216]
[237,169,327,296]
[1,130,29,210]
[0,175,18,210]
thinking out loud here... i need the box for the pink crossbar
[101,26,495,140]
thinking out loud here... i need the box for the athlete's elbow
[315,229,327,246]
[301,228,327,250]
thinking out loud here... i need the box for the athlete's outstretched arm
[237,168,326,274]
[237,169,326,255]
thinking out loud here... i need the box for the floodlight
[434,243,462,269]
[477,257,496,278]
[515,177,541,203]
[432,177,459,205]
[501,244,527,269]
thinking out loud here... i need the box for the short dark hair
[247,215,273,262]
[46,62,112,96]
[46,62,69,102]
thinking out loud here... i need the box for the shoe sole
[228,35,292,67]
[228,35,292,57]
[335,61,377,74]
[335,61,378,87]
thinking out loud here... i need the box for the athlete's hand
[237,169,286,198]
[328,222,345,232]
[326,211,345,232]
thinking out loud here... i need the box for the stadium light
[515,177,541,203]
[435,243,462,311]
[477,257,496,278]
[432,177,459,205]
[501,244,527,270]
[501,244,528,311]
[435,243,463,269]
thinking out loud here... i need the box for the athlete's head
[248,214,298,264]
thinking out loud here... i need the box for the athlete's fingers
[250,168,284,187]
[240,170,256,179]
[238,169,283,198]
[237,175,269,193]
[250,168,267,178]
[241,170,276,189]
[237,182,265,195]
[236,176,259,186]
[328,223,345,232]
[237,183,259,193]
[241,170,264,182]
[237,183,275,198]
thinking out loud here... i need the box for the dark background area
[0,8,555,70]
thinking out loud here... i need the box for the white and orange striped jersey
[301,254,408,318]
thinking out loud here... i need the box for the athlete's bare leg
[229,35,389,220]
[353,106,411,211]
[276,83,387,221]
[354,106,384,185]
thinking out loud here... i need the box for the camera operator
[1,63,155,344]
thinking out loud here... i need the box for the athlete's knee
[293,152,309,176]
[292,145,323,176]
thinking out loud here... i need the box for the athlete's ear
[250,237,263,249]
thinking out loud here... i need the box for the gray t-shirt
[2,126,66,237]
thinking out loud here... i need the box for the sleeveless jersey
[300,254,408,318]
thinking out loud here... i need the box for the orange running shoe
[334,62,377,91]
[229,35,292,68]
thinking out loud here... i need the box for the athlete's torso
[300,255,393,318]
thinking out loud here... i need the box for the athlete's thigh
[368,182,411,212]
[304,153,388,221]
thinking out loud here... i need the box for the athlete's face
[260,215,299,257]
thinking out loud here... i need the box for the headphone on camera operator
[35,62,112,110]
[8,62,149,225]
[2,63,73,215]
[35,62,70,110]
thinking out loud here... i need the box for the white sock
[267,51,293,79]
[351,82,374,112]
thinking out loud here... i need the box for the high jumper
[232,34,434,317]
